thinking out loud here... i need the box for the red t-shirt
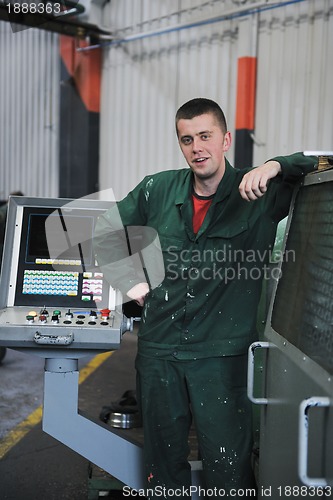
[192,192,214,234]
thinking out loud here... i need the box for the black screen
[271,182,333,374]
[14,206,110,308]
[25,211,95,267]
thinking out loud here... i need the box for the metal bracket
[42,358,203,494]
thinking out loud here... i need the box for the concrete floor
[0,348,44,440]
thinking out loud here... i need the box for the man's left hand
[239,160,281,201]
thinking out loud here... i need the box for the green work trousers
[135,353,256,498]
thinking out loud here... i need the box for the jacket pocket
[207,220,248,239]
[205,220,249,266]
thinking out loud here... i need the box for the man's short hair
[176,98,228,135]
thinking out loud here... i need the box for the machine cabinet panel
[256,167,333,499]
[259,339,333,497]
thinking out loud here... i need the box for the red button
[100,308,111,318]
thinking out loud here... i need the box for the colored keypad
[22,270,79,296]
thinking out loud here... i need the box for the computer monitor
[0,196,126,352]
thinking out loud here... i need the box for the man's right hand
[126,282,150,307]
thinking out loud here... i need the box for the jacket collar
[174,159,236,206]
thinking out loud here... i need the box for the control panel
[0,196,132,353]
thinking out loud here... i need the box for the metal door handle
[247,341,271,404]
[298,396,330,487]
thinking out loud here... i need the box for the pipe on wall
[77,0,308,52]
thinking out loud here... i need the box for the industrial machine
[0,196,131,353]
[248,153,333,498]
[0,195,145,489]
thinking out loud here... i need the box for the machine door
[251,168,333,499]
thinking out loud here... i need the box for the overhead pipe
[77,0,308,52]
[0,0,112,38]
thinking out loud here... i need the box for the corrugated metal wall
[0,22,59,200]
[99,0,333,199]
[254,0,333,164]
[0,1,331,202]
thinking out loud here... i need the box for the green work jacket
[94,153,317,360]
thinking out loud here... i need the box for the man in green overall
[94,98,317,497]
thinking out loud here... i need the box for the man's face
[177,113,231,181]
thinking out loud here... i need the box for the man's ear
[223,131,232,152]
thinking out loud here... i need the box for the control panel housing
[0,196,127,353]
